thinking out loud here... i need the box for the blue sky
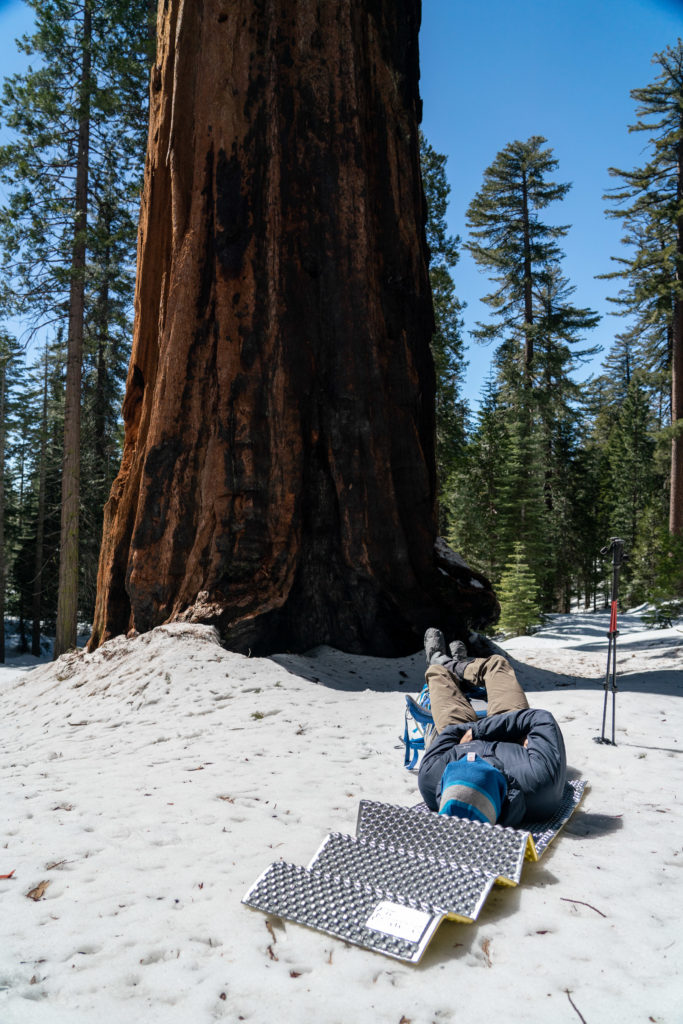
[0,0,681,401]
[420,0,683,400]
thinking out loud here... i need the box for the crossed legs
[427,654,529,735]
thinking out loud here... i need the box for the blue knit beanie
[438,752,507,825]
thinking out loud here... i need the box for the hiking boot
[448,639,475,683]
[448,640,468,662]
[424,627,448,666]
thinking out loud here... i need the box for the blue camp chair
[403,685,487,770]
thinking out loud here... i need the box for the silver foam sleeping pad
[355,799,529,885]
[308,832,496,920]
[242,779,587,963]
[243,860,444,962]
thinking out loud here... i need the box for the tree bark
[54,0,92,656]
[89,0,498,656]
[521,171,534,378]
[0,358,6,663]
[32,349,49,657]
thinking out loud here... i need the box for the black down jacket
[417,708,567,828]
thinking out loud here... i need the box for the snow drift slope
[0,614,681,1024]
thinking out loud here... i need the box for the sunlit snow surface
[1,610,681,1023]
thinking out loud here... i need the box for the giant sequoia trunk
[89,0,498,656]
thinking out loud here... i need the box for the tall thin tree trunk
[16,423,27,653]
[55,0,92,657]
[0,359,6,663]
[89,0,498,656]
[32,349,49,657]
[521,172,534,378]
[670,133,683,535]
[671,303,683,536]
[672,301,682,535]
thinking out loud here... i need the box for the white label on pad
[365,901,432,942]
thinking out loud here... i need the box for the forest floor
[0,608,681,1024]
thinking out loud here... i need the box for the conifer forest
[0,2,681,660]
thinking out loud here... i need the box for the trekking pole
[594,537,627,746]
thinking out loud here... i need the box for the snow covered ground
[0,609,681,1024]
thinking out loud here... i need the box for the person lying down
[418,629,567,828]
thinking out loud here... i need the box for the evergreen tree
[601,212,673,400]
[0,0,154,651]
[496,542,542,637]
[9,339,65,654]
[606,373,659,553]
[0,331,24,660]
[29,345,54,654]
[447,377,509,582]
[466,136,570,383]
[462,138,598,608]
[0,339,9,662]
[420,132,468,523]
[627,507,679,608]
[494,398,548,572]
[532,267,600,607]
[650,528,683,602]
[603,40,683,536]
[593,331,636,404]
[570,441,610,610]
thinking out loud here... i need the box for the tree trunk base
[169,537,498,656]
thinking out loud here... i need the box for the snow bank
[1,614,681,1023]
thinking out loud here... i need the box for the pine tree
[419,133,467,523]
[532,267,600,606]
[447,377,509,582]
[30,346,51,655]
[462,138,598,608]
[0,332,21,660]
[0,0,154,652]
[496,403,551,582]
[606,373,659,553]
[54,0,93,657]
[466,136,570,383]
[497,542,542,637]
[627,507,677,608]
[601,212,673,400]
[570,441,610,610]
[603,40,683,535]
[4,337,64,654]
[0,342,8,662]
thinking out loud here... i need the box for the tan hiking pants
[426,654,530,735]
